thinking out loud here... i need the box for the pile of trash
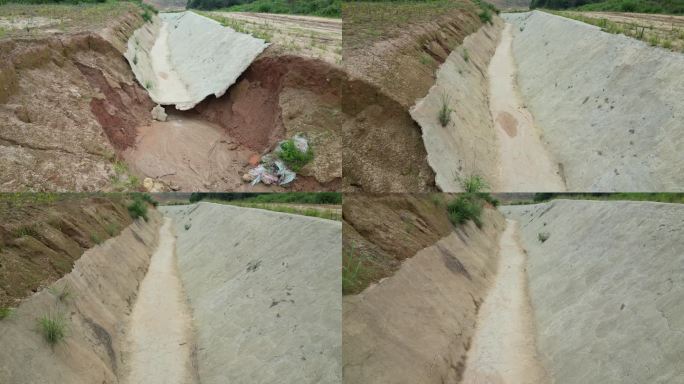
[243,134,309,186]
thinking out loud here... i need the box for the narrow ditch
[462,219,548,383]
[125,218,197,384]
[488,23,566,192]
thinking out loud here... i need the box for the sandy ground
[209,12,341,64]
[488,23,566,192]
[123,113,272,191]
[462,219,549,384]
[126,218,196,384]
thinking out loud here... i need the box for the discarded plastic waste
[244,134,310,186]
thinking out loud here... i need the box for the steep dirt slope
[161,203,341,383]
[0,208,162,384]
[343,2,487,192]
[504,200,684,383]
[343,194,507,383]
[506,11,684,191]
[0,194,138,307]
[0,10,153,191]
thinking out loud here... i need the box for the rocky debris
[151,105,167,121]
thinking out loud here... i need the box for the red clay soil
[194,55,344,153]
[76,57,154,150]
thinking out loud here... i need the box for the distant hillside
[531,0,684,14]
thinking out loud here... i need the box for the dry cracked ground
[0,3,345,192]
[342,2,684,193]
[0,196,341,384]
[342,194,684,384]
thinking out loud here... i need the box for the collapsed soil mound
[504,199,684,383]
[0,12,152,191]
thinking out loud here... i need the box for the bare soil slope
[343,195,506,383]
[0,194,136,307]
[0,206,162,384]
[342,1,487,192]
[0,8,153,191]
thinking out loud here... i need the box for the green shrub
[38,313,67,346]
[460,175,489,193]
[140,193,158,207]
[127,198,148,221]
[278,139,313,172]
[479,8,492,24]
[447,194,483,228]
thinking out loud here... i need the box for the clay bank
[0,7,344,192]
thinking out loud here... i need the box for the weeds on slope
[0,307,14,320]
[342,246,379,295]
[447,175,498,228]
[38,312,67,346]
[127,197,148,221]
[438,93,452,127]
[548,10,684,51]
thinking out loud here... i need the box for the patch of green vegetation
[342,246,377,295]
[0,307,14,320]
[38,312,67,346]
[448,193,484,227]
[278,139,314,172]
[189,0,340,17]
[534,0,684,14]
[15,224,39,238]
[538,232,550,242]
[110,160,140,191]
[462,48,470,62]
[90,233,102,245]
[438,93,452,127]
[140,193,158,207]
[530,192,684,204]
[447,175,496,228]
[127,197,148,221]
[105,222,119,236]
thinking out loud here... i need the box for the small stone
[242,172,256,182]
[151,104,167,121]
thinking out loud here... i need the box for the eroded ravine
[126,218,197,384]
[462,219,548,384]
[488,23,565,192]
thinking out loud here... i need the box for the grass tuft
[48,283,73,303]
[38,312,67,346]
[438,93,452,127]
